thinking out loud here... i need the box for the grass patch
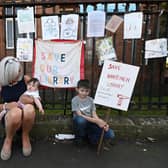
[42,106,167,117]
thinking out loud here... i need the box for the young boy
[71,79,115,146]
[17,77,44,114]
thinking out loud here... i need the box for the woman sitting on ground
[0,56,36,160]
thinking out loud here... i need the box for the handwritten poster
[16,38,33,62]
[124,12,143,39]
[145,38,167,59]
[96,37,117,65]
[41,16,59,40]
[61,14,79,40]
[94,60,140,111]
[33,40,84,88]
[106,15,123,33]
[17,7,35,34]
[87,11,105,37]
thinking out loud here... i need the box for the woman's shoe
[22,145,32,157]
[1,147,11,160]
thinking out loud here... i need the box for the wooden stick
[97,108,111,155]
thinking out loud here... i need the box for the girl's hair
[0,56,23,86]
[27,78,40,88]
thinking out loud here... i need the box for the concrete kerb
[1,115,168,140]
[31,115,168,140]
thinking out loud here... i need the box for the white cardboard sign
[94,60,140,111]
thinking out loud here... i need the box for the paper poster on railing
[145,38,167,59]
[16,38,33,62]
[61,14,79,40]
[106,15,123,33]
[124,12,143,39]
[87,11,105,37]
[94,60,140,111]
[96,37,117,65]
[41,16,59,40]
[17,7,35,34]
[33,40,84,88]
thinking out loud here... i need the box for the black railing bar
[155,3,162,109]
[13,5,16,57]
[2,7,7,57]
[148,61,154,110]
[63,89,68,115]
[166,12,168,38]
[89,4,96,97]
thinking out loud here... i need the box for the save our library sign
[94,60,140,111]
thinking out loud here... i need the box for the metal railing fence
[0,0,168,115]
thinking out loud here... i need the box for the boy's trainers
[103,139,116,151]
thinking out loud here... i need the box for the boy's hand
[96,119,106,128]
[76,111,82,116]
[96,119,109,131]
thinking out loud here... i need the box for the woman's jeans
[73,116,115,144]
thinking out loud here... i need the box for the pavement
[0,137,168,168]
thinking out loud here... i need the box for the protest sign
[33,40,84,88]
[94,60,140,111]
[87,11,105,37]
[124,12,143,39]
[17,7,35,34]
[145,38,167,59]
[61,14,79,40]
[41,16,59,40]
[96,37,117,65]
[106,15,123,33]
[16,38,33,62]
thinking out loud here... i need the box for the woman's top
[1,77,27,103]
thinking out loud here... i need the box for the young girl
[17,77,44,114]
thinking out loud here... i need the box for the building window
[6,18,14,49]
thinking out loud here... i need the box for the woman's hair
[0,56,23,86]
